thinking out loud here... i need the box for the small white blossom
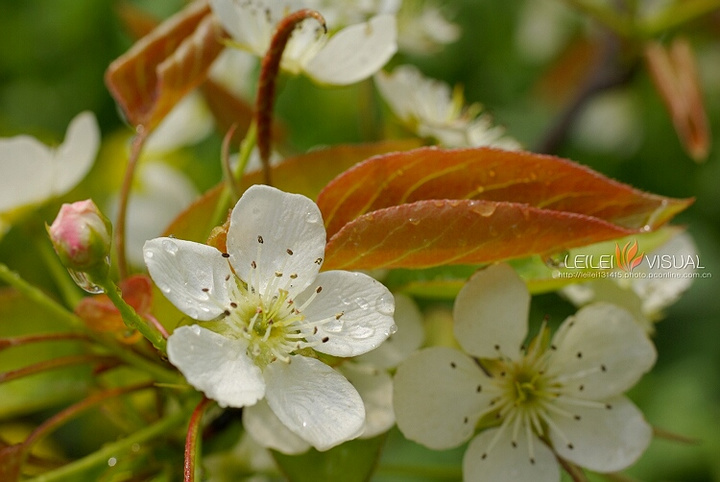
[0,112,99,236]
[144,185,396,451]
[210,0,397,85]
[394,264,656,481]
[374,65,520,149]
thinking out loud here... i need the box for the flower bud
[48,199,112,278]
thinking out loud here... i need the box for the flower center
[221,277,310,369]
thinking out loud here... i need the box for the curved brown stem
[255,9,326,185]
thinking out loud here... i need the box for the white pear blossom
[244,293,423,454]
[0,112,99,236]
[374,65,520,149]
[210,0,397,86]
[144,185,396,451]
[394,264,656,481]
[562,232,698,332]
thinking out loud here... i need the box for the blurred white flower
[396,2,460,55]
[145,92,215,154]
[562,232,698,332]
[394,264,656,481]
[374,65,520,149]
[144,185,396,451]
[210,0,397,85]
[0,112,99,236]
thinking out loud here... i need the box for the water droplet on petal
[349,325,374,339]
[374,294,394,316]
[387,323,398,336]
[162,239,178,254]
[145,251,154,259]
[306,211,320,224]
[354,297,370,309]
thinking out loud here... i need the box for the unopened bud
[48,200,112,287]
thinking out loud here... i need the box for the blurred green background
[1,0,718,480]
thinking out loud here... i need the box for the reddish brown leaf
[317,147,692,237]
[0,443,22,482]
[322,200,636,271]
[163,139,423,242]
[105,0,229,131]
[644,38,710,162]
[115,1,158,39]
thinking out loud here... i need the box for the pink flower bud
[48,199,112,274]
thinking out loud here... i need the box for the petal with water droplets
[167,325,265,407]
[264,355,365,451]
[296,270,396,357]
[144,237,233,321]
[227,185,326,298]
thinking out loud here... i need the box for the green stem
[210,122,257,228]
[0,263,177,383]
[98,278,167,353]
[24,402,191,482]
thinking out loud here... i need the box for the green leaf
[273,435,386,482]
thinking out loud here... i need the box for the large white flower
[393,264,656,481]
[0,112,99,236]
[374,65,520,149]
[144,185,396,451]
[210,0,397,85]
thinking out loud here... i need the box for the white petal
[296,271,396,357]
[243,399,311,455]
[167,325,265,408]
[143,237,233,321]
[550,303,656,400]
[464,429,559,482]
[341,363,394,438]
[0,136,53,212]
[304,15,397,85]
[227,185,326,298]
[355,293,424,368]
[393,347,490,450]
[550,396,652,473]
[453,264,530,359]
[53,111,100,196]
[264,356,365,451]
[209,0,271,55]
